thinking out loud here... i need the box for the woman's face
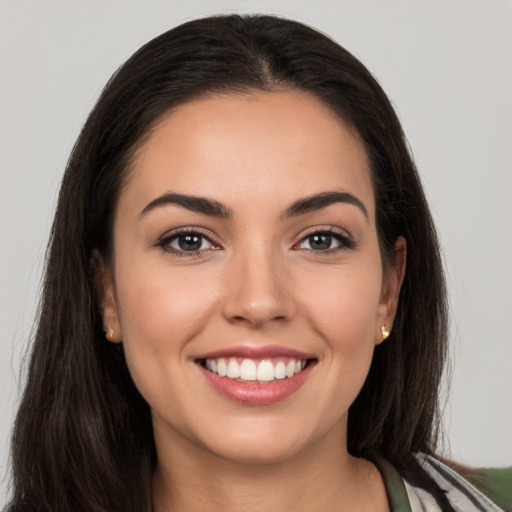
[98,90,404,464]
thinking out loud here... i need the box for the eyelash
[154,226,356,258]
[154,227,219,258]
[293,227,356,254]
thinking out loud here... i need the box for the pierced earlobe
[104,327,115,340]
[380,325,390,341]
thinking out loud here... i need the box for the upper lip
[195,344,316,360]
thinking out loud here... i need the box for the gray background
[1,0,511,502]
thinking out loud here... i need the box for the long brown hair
[9,14,450,511]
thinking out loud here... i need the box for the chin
[194,415,327,466]
[208,436,306,466]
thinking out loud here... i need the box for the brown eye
[164,232,215,253]
[308,234,334,250]
[176,234,204,251]
[295,230,355,252]
[298,232,341,251]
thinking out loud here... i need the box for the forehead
[122,90,374,219]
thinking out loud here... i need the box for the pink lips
[195,344,315,361]
[196,345,316,405]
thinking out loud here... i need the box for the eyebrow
[281,191,368,220]
[140,190,368,221]
[140,192,233,219]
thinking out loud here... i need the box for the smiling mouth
[198,357,316,383]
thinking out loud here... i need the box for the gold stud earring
[380,325,390,340]
[105,327,114,340]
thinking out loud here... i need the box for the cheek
[112,256,219,388]
[295,257,383,400]
[299,262,383,346]
[115,256,216,338]
[280,259,384,436]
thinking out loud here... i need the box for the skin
[97,90,406,511]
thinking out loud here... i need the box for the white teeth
[257,360,275,382]
[240,359,257,380]
[286,360,295,378]
[217,358,227,377]
[274,361,286,379]
[227,359,241,378]
[204,356,309,382]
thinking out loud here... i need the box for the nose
[221,247,295,328]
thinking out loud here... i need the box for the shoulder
[413,453,511,512]
[378,454,511,511]
[460,464,511,512]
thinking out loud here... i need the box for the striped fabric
[380,454,512,511]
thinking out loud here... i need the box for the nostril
[229,314,289,327]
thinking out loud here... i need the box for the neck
[152,425,388,512]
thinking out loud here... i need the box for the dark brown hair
[9,14,450,511]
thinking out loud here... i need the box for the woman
[7,14,510,512]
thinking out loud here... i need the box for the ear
[91,250,122,343]
[375,236,406,345]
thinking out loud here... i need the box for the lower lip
[198,363,314,405]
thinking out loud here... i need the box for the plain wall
[1,0,511,502]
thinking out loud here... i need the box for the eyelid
[292,225,356,252]
[154,226,222,256]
